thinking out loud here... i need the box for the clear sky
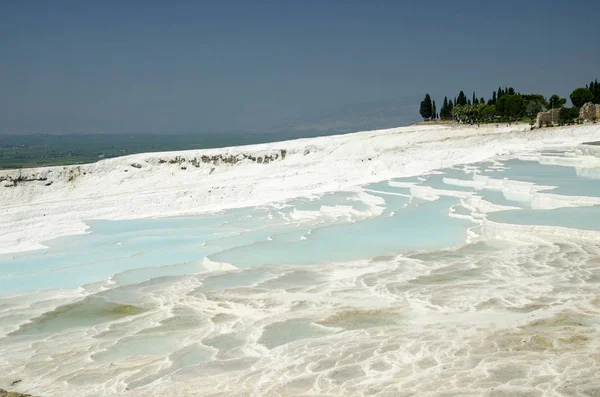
[1,0,599,134]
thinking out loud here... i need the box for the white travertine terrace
[1,123,600,254]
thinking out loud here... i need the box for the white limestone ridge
[1,123,600,254]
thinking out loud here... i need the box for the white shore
[1,123,600,254]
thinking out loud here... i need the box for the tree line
[419,79,600,125]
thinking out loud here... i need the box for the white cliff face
[1,123,600,254]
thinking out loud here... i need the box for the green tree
[586,80,600,102]
[420,94,433,120]
[548,94,566,109]
[432,100,437,120]
[593,79,600,104]
[452,105,466,122]
[522,94,547,118]
[570,87,594,107]
[559,107,580,125]
[504,95,525,119]
[496,95,524,119]
[440,97,449,119]
[477,103,495,122]
[457,91,467,106]
[496,96,507,117]
[452,104,479,123]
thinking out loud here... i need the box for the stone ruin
[535,108,561,128]
[579,102,600,122]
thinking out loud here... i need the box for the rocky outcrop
[579,102,600,121]
[0,148,289,189]
[158,151,286,167]
[0,174,49,187]
[535,108,561,128]
[0,389,35,397]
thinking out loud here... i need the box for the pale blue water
[475,190,530,208]
[480,159,600,197]
[488,206,600,231]
[0,193,469,293]
[422,169,477,192]
[451,205,472,217]
[363,180,412,195]
[211,197,469,268]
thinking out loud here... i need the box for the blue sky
[1,0,599,134]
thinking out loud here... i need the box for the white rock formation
[1,123,600,254]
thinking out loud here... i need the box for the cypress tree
[432,100,437,120]
[497,87,503,100]
[491,91,497,104]
[472,92,476,105]
[419,94,433,120]
[457,91,467,106]
[508,87,515,95]
[441,97,449,119]
[480,97,485,105]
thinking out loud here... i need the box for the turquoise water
[480,159,600,197]
[211,197,469,267]
[475,190,530,208]
[0,192,469,293]
[363,180,412,195]
[488,206,600,231]
[422,169,477,192]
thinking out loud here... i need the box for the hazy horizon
[1,0,599,135]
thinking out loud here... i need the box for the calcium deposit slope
[1,123,600,254]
